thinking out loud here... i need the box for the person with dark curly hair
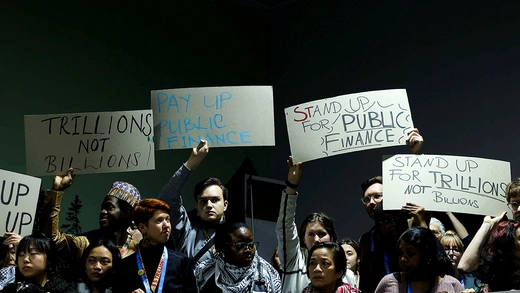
[476,220,520,292]
[195,222,281,293]
[374,226,463,293]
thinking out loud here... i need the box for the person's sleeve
[276,190,301,274]
[182,255,198,293]
[461,235,473,248]
[159,164,193,249]
[40,190,89,258]
[374,274,397,293]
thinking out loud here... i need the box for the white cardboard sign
[382,154,511,216]
[25,110,155,175]
[285,89,414,162]
[0,169,42,236]
[151,86,275,150]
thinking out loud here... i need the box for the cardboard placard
[285,89,414,162]
[25,110,155,175]
[382,154,511,216]
[0,169,42,236]
[152,86,275,149]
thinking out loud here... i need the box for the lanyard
[136,246,168,293]
[120,236,131,256]
[371,231,391,274]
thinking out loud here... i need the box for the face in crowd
[99,196,129,232]
[308,243,345,293]
[196,185,228,224]
[429,224,443,240]
[304,222,332,251]
[443,241,462,267]
[85,245,114,283]
[340,243,359,273]
[398,239,425,280]
[222,226,257,267]
[362,182,383,219]
[139,209,171,245]
[377,210,408,241]
[17,235,53,286]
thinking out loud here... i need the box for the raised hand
[52,168,75,191]
[406,128,424,154]
[286,156,303,195]
[185,140,209,170]
[3,232,22,246]
[401,202,430,228]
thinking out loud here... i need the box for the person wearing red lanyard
[113,199,197,293]
[374,226,463,293]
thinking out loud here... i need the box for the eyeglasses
[444,247,461,253]
[379,216,401,225]
[227,241,259,251]
[361,193,383,205]
[507,201,520,211]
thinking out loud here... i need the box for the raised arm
[39,168,74,239]
[407,128,424,154]
[457,211,507,273]
[276,156,303,272]
[158,140,208,248]
[446,212,469,240]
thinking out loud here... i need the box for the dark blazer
[113,243,197,293]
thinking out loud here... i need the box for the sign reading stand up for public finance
[0,169,41,236]
[382,154,511,216]
[25,110,155,176]
[151,86,275,150]
[285,89,414,163]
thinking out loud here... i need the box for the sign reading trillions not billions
[151,86,275,150]
[25,110,155,176]
[0,169,41,236]
[382,154,511,216]
[285,89,414,163]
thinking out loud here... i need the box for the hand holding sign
[401,202,430,228]
[185,140,209,171]
[2,232,22,246]
[51,168,75,192]
[286,156,303,195]
[406,128,424,154]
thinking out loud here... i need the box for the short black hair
[193,177,228,202]
[80,239,121,288]
[361,176,382,198]
[214,221,249,252]
[307,242,346,277]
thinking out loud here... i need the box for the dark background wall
[2,1,520,255]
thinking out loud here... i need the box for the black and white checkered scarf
[195,254,281,293]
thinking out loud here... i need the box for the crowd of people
[2,129,520,293]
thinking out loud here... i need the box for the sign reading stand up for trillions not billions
[382,154,511,216]
[0,169,41,236]
[285,89,415,163]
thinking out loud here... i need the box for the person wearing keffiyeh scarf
[194,222,281,293]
